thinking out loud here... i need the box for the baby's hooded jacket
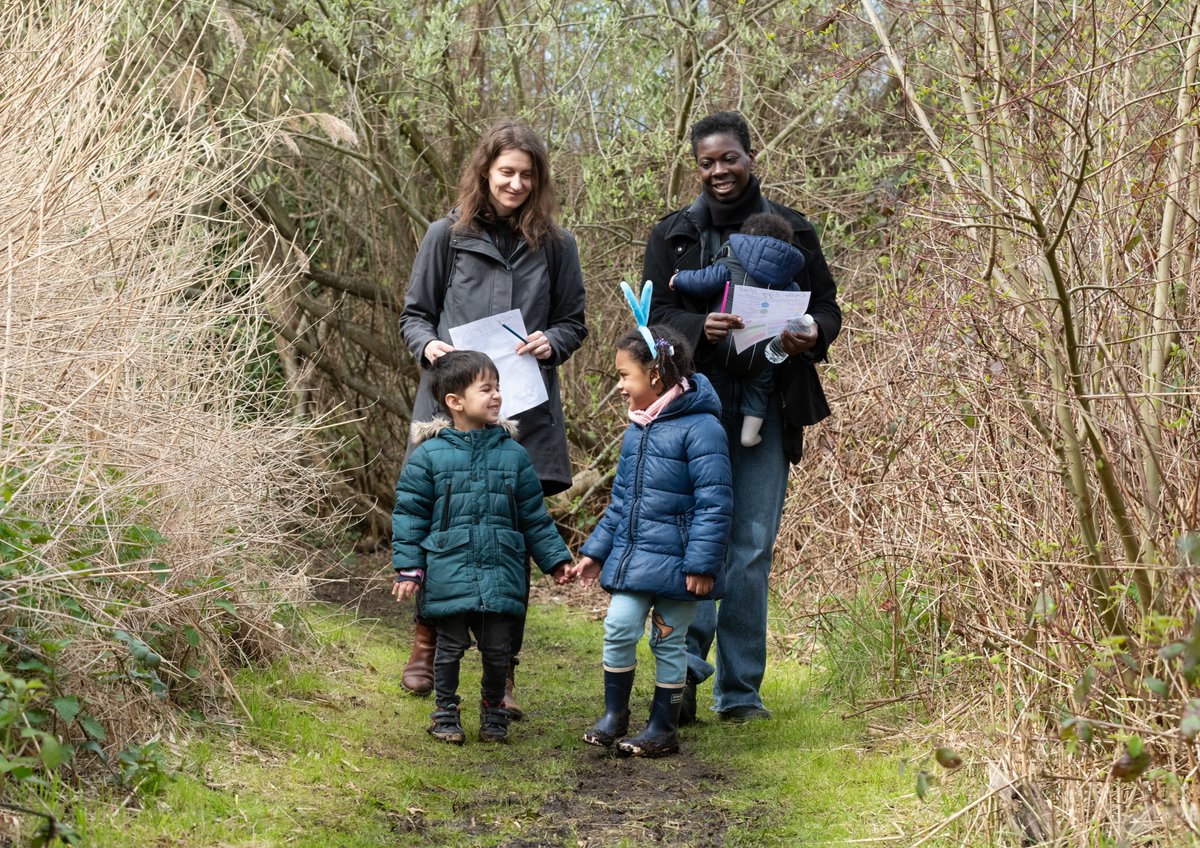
[580,373,732,601]
[391,418,570,619]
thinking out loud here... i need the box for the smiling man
[645,111,842,725]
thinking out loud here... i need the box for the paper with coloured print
[448,309,548,417]
[728,287,812,353]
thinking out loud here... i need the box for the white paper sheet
[448,309,549,417]
[728,287,812,353]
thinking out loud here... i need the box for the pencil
[719,281,730,313]
[500,322,529,344]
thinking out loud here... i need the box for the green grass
[74,600,956,847]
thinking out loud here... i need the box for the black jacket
[644,195,841,463]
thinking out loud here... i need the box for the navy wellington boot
[617,685,682,758]
[582,669,635,748]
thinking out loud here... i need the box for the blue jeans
[686,385,788,712]
[603,592,698,687]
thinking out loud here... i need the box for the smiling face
[485,148,534,217]
[445,373,502,430]
[694,132,755,204]
[615,349,661,412]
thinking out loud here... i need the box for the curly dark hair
[614,325,694,392]
[689,111,752,157]
[741,212,794,242]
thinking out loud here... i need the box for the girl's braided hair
[614,324,694,392]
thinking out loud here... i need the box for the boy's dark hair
[429,350,500,414]
[615,325,694,392]
[690,111,752,157]
[741,212,794,243]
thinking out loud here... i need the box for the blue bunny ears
[620,280,656,353]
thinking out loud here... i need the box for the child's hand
[391,579,420,602]
[549,563,573,585]
[571,556,602,587]
[668,273,677,290]
[685,574,713,596]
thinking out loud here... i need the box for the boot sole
[478,733,508,743]
[428,732,464,745]
[582,732,621,748]
[617,741,679,758]
[401,683,433,697]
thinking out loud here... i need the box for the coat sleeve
[399,218,454,367]
[542,228,588,368]
[680,417,733,577]
[579,433,631,564]
[644,218,708,354]
[514,452,571,573]
[391,445,437,574]
[789,215,841,362]
[672,263,728,301]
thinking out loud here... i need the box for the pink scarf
[628,378,689,426]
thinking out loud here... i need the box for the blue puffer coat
[580,373,732,601]
[391,418,571,619]
[671,232,806,301]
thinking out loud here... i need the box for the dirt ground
[314,553,758,848]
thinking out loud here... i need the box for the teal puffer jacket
[391,418,571,619]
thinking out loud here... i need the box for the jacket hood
[727,233,806,289]
[411,415,520,445]
[654,372,721,422]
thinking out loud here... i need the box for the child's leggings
[602,592,697,686]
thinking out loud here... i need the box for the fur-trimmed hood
[410,415,520,445]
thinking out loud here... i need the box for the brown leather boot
[501,661,523,719]
[400,621,436,696]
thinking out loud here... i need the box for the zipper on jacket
[614,424,652,587]
[505,482,518,529]
[440,481,452,533]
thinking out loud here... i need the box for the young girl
[571,323,732,757]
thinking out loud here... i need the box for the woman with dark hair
[646,111,841,723]
[398,119,588,716]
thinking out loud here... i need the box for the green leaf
[1158,641,1186,662]
[182,626,200,648]
[37,734,72,769]
[915,770,930,801]
[934,747,962,770]
[78,714,107,741]
[1181,700,1200,742]
[1073,667,1095,707]
[1112,748,1151,782]
[51,696,80,723]
[1143,676,1168,698]
[1127,735,1144,758]
[1031,590,1055,619]
[212,598,237,615]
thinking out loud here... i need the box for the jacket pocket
[495,527,527,567]
[675,513,691,549]
[419,527,473,608]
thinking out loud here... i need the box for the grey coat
[399,215,588,495]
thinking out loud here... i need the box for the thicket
[2,0,1198,844]
[0,1,337,838]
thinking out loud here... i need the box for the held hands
[515,330,553,361]
[703,313,744,343]
[423,340,455,364]
[391,579,420,602]
[548,563,574,585]
[568,555,602,587]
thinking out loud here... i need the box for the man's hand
[423,340,455,364]
[390,580,420,602]
[515,330,553,361]
[703,313,744,343]
[685,574,714,596]
[779,321,818,356]
[569,556,603,587]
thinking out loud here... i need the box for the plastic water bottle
[764,314,814,364]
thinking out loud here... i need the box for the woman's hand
[569,556,602,587]
[685,574,714,596]
[423,340,455,365]
[390,580,420,602]
[779,321,819,356]
[703,313,744,344]
[515,330,554,361]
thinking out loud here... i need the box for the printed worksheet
[728,287,812,353]
[448,309,548,417]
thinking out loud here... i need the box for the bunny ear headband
[620,280,658,354]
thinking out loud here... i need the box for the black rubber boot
[478,701,512,743]
[428,702,465,745]
[583,669,635,748]
[617,685,682,758]
[679,676,698,726]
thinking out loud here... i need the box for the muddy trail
[315,554,765,848]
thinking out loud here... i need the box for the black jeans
[433,611,517,708]
[418,558,532,666]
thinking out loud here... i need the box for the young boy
[669,212,806,448]
[390,350,572,744]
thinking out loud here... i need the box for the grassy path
[81,560,934,847]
